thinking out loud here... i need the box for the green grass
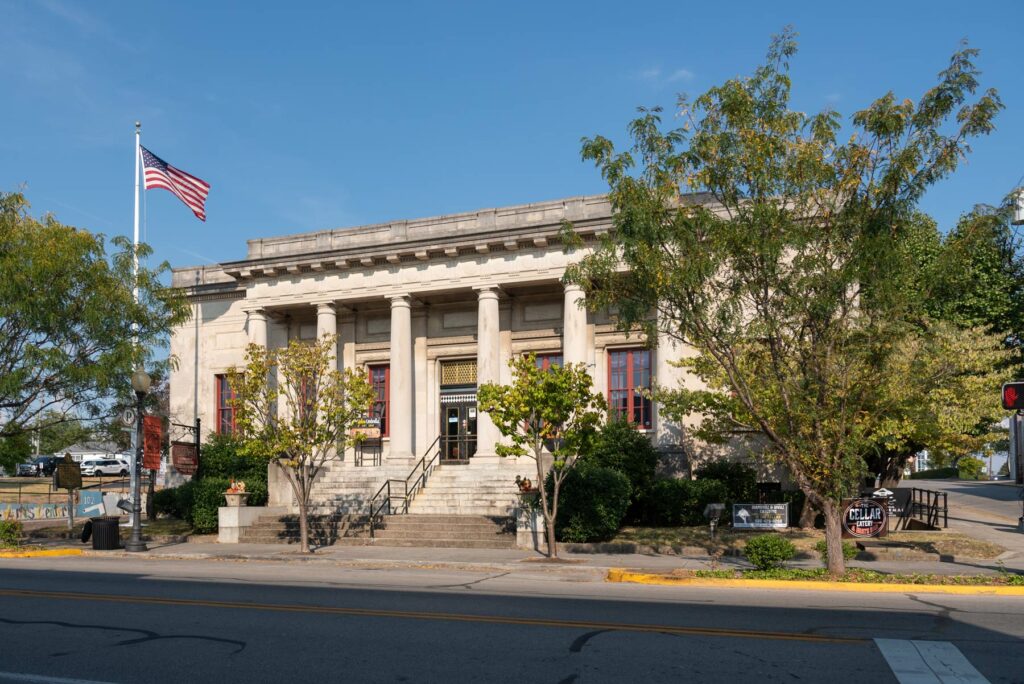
[691,568,1024,585]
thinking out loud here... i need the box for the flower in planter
[226,480,247,494]
[515,475,533,493]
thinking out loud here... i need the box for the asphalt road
[910,479,1023,525]
[0,556,1021,683]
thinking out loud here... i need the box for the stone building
[169,194,699,544]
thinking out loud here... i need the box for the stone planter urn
[224,492,250,507]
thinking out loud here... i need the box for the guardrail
[368,437,441,538]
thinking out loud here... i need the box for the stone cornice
[216,195,613,282]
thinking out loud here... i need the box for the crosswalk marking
[874,639,989,684]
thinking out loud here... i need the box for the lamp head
[131,368,151,394]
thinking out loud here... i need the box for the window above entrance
[440,359,477,386]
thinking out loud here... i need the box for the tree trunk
[535,449,557,558]
[822,500,845,576]
[298,501,309,554]
[798,497,816,529]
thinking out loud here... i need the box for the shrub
[587,419,659,521]
[694,459,757,506]
[152,488,179,517]
[647,477,729,526]
[186,477,232,534]
[0,520,22,547]
[744,534,796,570]
[909,467,957,480]
[549,465,631,543]
[197,434,269,484]
[957,456,985,481]
[815,539,858,563]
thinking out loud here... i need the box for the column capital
[388,294,412,309]
[563,281,585,294]
[309,298,337,310]
[473,285,503,299]
[243,306,268,319]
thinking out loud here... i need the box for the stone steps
[237,513,515,549]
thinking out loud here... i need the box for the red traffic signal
[1003,382,1024,410]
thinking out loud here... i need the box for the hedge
[909,467,958,480]
[549,465,632,543]
[647,478,730,526]
[586,419,659,523]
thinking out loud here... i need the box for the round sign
[842,498,888,538]
[119,408,137,427]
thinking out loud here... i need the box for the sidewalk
[11,534,1020,578]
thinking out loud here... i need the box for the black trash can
[90,516,121,550]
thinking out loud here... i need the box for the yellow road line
[0,549,82,559]
[607,569,1024,596]
[0,588,865,645]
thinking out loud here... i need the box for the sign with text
[732,503,789,529]
[143,415,162,470]
[842,498,889,538]
[171,441,198,475]
[54,455,82,491]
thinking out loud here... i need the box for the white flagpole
[133,121,141,304]
[128,121,141,529]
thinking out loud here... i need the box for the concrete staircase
[237,514,369,545]
[239,458,532,548]
[406,461,525,516]
[237,513,515,548]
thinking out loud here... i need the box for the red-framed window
[369,364,390,437]
[534,353,563,372]
[215,374,237,435]
[607,349,652,429]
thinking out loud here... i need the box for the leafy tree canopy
[564,28,1004,574]
[0,192,189,471]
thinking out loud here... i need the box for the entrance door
[440,394,477,462]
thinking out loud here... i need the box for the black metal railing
[368,437,442,538]
[894,488,947,530]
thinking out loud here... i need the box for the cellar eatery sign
[842,498,889,538]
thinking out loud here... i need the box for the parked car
[81,459,129,477]
[15,456,61,477]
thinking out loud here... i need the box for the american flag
[140,146,210,221]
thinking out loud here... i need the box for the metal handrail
[367,436,442,538]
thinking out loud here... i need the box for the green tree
[564,30,1001,574]
[228,336,374,553]
[0,192,188,474]
[478,354,605,558]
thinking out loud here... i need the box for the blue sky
[2,0,1022,270]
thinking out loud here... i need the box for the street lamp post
[126,368,151,552]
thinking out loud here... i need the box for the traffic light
[1003,382,1024,411]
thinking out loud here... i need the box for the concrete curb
[0,548,84,559]
[606,569,1024,596]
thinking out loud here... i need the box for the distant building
[59,441,124,463]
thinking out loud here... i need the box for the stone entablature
[172,195,611,287]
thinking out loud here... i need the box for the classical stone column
[246,308,268,348]
[314,301,338,370]
[388,295,414,460]
[475,286,501,459]
[563,283,587,367]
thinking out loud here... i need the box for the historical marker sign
[842,498,889,538]
[54,454,82,491]
[732,503,789,529]
[171,441,198,475]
